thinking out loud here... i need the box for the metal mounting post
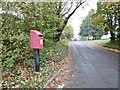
[35,49,40,72]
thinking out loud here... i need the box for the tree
[1,1,86,42]
[54,0,86,41]
[92,1,120,41]
[79,9,103,40]
[62,25,73,40]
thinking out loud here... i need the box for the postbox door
[30,30,43,49]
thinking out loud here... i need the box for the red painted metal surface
[30,30,43,49]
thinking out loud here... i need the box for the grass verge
[105,40,120,50]
[93,40,120,53]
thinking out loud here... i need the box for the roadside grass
[105,40,120,50]
[60,39,70,46]
[93,40,109,46]
[93,39,120,51]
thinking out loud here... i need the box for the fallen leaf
[7,76,12,82]
[55,78,59,82]
[38,77,42,82]
[50,83,54,88]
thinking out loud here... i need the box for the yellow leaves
[30,83,37,88]
[20,81,25,85]
[57,53,59,55]
[20,68,29,80]
[106,1,111,8]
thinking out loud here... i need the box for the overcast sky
[68,0,98,39]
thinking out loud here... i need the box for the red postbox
[30,30,43,49]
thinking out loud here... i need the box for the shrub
[106,40,120,50]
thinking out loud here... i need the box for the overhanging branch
[62,1,73,17]
[66,1,85,20]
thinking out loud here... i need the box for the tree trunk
[54,29,62,41]
[110,31,115,41]
[54,1,84,42]
[54,18,68,42]
[117,32,120,41]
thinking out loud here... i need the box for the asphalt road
[67,40,119,88]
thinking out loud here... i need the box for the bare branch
[66,1,85,20]
[61,1,68,10]
[62,1,73,16]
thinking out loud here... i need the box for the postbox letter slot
[38,35,42,37]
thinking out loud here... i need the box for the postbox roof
[30,30,43,35]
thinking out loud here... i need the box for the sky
[68,0,98,39]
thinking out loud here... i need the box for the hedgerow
[1,2,68,88]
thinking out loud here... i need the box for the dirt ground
[47,47,73,88]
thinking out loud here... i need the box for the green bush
[106,40,120,50]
